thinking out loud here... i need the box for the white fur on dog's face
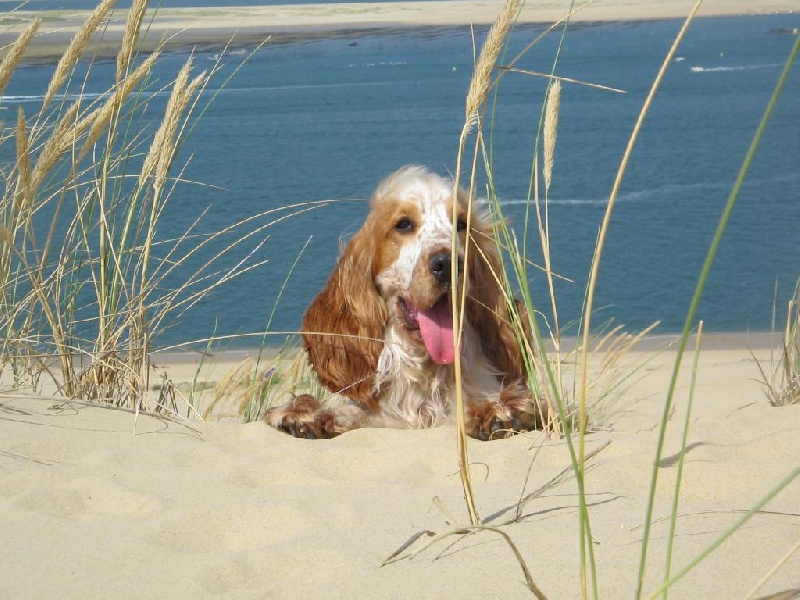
[370,166,467,308]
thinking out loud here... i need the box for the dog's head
[367,165,476,364]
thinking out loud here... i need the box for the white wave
[497,174,799,207]
[500,198,605,206]
[0,94,46,102]
[690,62,784,73]
[499,187,663,206]
[347,61,408,68]
[0,91,106,104]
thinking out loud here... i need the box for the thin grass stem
[662,321,703,598]
[636,31,800,599]
[741,537,800,600]
[645,464,800,600]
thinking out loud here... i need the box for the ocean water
[2,15,799,349]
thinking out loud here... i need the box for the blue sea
[2,13,799,350]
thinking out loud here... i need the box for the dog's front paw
[264,394,341,439]
[466,384,541,441]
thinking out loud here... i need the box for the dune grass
[0,1,276,414]
[2,0,798,598]
[405,1,800,598]
[756,276,800,407]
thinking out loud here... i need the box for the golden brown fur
[265,166,544,439]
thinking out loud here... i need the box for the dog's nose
[429,252,456,284]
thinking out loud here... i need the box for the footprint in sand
[148,505,309,554]
[196,557,275,595]
[15,479,160,519]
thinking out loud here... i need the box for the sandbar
[1,0,796,61]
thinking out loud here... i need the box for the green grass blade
[646,463,800,599]
[636,33,800,599]
[662,321,703,597]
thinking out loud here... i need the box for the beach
[2,0,799,597]
[2,0,797,60]
[2,338,800,598]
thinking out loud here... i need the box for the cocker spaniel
[265,166,545,439]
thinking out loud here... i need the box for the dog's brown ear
[302,228,387,412]
[465,226,529,384]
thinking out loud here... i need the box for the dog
[265,166,545,439]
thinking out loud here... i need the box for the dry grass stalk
[208,351,304,421]
[28,103,86,196]
[80,49,160,157]
[0,18,40,96]
[742,538,800,600]
[756,282,800,406]
[537,78,562,360]
[133,60,208,399]
[14,107,31,216]
[452,0,521,528]
[583,321,661,426]
[206,356,256,419]
[26,49,158,195]
[141,60,208,191]
[779,285,800,405]
[117,0,149,81]
[43,0,116,110]
[464,0,521,126]
[158,72,206,180]
[0,2,255,412]
[140,61,191,186]
[543,79,561,194]
[235,349,331,422]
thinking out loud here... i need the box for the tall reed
[0,2,270,412]
[757,276,800,407]
[443,2,800,599]
[451,0,523,527]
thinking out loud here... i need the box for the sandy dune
[2,1,798,596]
[2,342,799,598]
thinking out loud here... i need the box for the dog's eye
[457,217,468,231]
[394,217,414,233]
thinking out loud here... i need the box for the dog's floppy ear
[465,221,529,384]
[302,227,387,412]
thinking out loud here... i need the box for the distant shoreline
[1,1,796,62]
[149,330,785,364]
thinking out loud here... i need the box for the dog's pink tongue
[417,299,456,365]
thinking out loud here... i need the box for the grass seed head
[543,79,561,193]
[14,106,31,213]
[465,0,521,123]
[117,0,149,81]
[44,0,117,109]
[0,18,41,96]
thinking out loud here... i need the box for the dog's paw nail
[511,416,523,431]
[490,420,504,435]
[302,428,316,440]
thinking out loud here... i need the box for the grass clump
[390,2,800,599]
[0,1,272,416]
[757,277,800,407]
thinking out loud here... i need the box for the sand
[2,1,799,596]
[2,0,797,61]
[2,338,799,598]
